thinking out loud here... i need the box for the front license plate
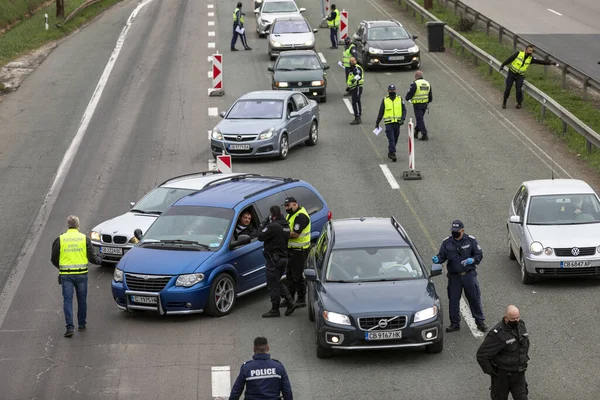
[389,56,405,61]
[228,144,250,150]
[365,331,402,340]
[561,260,592,268]
[100,246,123,255]
[293,88,310,92]
[131,296,157,304]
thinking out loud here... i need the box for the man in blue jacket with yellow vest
[376,84,406,162]
[325,4,340,49]
[405,70,432,141]
[347,57,364,125]
[231,2,251,51]
[51,215,102,337]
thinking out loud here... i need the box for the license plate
[293,88,310,92]
[132,296,157,304]
[365,331,402,340]
[228,144,250,150]
[560,260,592,268]
[389,56,404,61]
[100,246,123,255]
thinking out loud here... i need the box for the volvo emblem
[378,319,388,329]
[236,135,242,141]
[298,82,303,86]
[142,275,149,280]
[571,247,580,256]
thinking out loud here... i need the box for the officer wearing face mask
[432,220,487,333]
[476,305,530,400]
[375,84,406,163]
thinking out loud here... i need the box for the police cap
[284,197,297,205]
[451,220,464,231]
[388,84,396,91]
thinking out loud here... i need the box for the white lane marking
[342,98,354,114]
[379,165,400,189]
[211,366,230,397]
[208,107,219,117]
[460,300,485,338]
[0,0,158,328]
[547,8,562,16]
[208,70,213,78]
[207,4,214,8]
[208,11,215,17]
[208,42,215,48]
[208,20,215,26]
[208,31,215,37]
[317,52,327,63]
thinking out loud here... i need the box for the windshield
[273,20,309,34]
[227,99,283,119]
[367,26,410,41]
[141,206,233,249]
[132,187,197,214]
[276,55,321,70]
[527,194,600,225]
[325,247,424,282]
[262,1,298,13]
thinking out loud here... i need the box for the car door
[312,226,330,317]
[353,24,367,63]
[510,186,528,255]
[284,97,302,145]
[291,93,310,144]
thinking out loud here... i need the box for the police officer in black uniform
[258,205,298,318]
[476,305,530,400]
[432,220,488,333]
[230,336,293,400]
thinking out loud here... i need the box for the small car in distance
[507,179,600,284]
[255,0,306,38]
[269,50,329,102]
[304,216,444,358]
[268,16,318,60]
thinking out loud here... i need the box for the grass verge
[0,0,50,30]
[405,0,600,173]
[0,0,124,68]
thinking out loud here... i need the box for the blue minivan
[111,174,331,317]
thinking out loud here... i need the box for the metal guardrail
[396,0,600,154]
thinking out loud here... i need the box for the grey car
[255,0,306,38]
[89,172,245,263]
[269,50,329,102]
[507,179,600,284]
[210,91,319,160]
[268,16,318,60]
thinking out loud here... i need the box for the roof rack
[159,170,221,187]
[203,174,264,189]
[243,177,299,199]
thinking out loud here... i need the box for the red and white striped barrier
[403,118,422,180]
[217,153,232,173]
[209,52,224,97]
[338,9,348,44]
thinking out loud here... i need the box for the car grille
[113,236,128,244]
[554,247,596,257]
[358,316,407,331]
[287,81,314,88]
[382,49,410,55]
[536,267,600,276]
[223,135,257,142]
[125,273,172,292]
[102,234,112,243]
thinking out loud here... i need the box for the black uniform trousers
[285,249,308,299]
[266,255,291,306]
[490,370,528,400]
[413,104,428,136]
[351,86,363,118]
[231,23,249,50]
[503,70,525,104]
[385,122,401,154]
[329,27,338,48]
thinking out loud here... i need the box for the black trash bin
[426,21,446,52]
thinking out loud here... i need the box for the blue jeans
[61,274,88,330]
[385,123,401,153]
[447,271,485,326]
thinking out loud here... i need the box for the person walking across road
[231,2,251,51]
[347,57,364,125]
[341,37,357,95]
[51,215,101,338]
[500,44,557,109]
[405,70,432,141]
[476,305,530,400]
[432,220,488,333]
[325,4,340,49]
[230,336,293,400]
[375,84,406,163]
[258,205,298,318]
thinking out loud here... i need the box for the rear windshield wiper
[275,68,293,71]
[130,209,162,215]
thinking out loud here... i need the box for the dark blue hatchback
[111,173,331,317]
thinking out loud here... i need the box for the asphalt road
[459,0,600,82]
[0,0,599,399]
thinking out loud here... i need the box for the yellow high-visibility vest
[412,79,430,104]
[347,65,364,88]
[58,229,89,275]
[383,96,403,124]
[509,51,532,75]
[342,44,355,67]
[328,9,340,28]
[286,208,311,250]
[233,8,244,24]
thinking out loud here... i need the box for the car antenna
[551,165,554,180]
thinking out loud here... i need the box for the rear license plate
[561,260,592,268]
[365,331,402,340]
[131,296,157,304]
[100,246,123,255]
[389,56,405,61]
[228,144,250,150]
[293,88,310,92]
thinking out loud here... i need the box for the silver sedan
[268,16,318,60]
[507,179,600,283]
[255,0,306,38]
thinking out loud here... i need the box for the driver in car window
[234,211,258,240]
[379,250,416,276]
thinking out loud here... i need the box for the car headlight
[259,127,276,140]
[90,231,100,241]
[275,81,288,88]
[597,245,600,254]
[303,39,314,46]
[211,128,223,140]
[408,45,419,53]
[271,40,281,47]
[544,247,553,256]
[414,305,438,323]
[113,268,123,283]
[176,273,205,287]
[129,236,139,244]
[368,47,383,54]
[530,241,544,256]
[323,310,351,326]
[311,80,324,86]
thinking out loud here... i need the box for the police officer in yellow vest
[347,57,364,125]
[341,37,358,94]
[376,85,407,162]
[500,45,557,109]
[51,215,101,337]
[405,70,432,141]
[231,2,251,51]
[281,197,311,308]
[325,4,340,49]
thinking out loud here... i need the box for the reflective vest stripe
[59,229,88,275]
[328,9,340,28]
[509,51,531,74]
[342,44,355,67]
[347,65,364,88]
[286,208,311,249]
[383,97,403,124]
[59,264,89,274]
[412,79,430,103]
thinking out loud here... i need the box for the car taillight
[327,210,332,220]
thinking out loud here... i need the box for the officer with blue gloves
[230,336,293,400]
[433,220,487,333]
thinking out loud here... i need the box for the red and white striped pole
[338,9,348,44]
[403,118,422,180]
[209,52,224,97]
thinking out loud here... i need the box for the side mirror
[219,111,226,118]
[299,7,306,13]
[289,111,300,118]
[313,28,318,33]
[430,264,443,277]
[304,268,317,281]
[129,202,135,208]
[509,215,522,224]
[134,229,143,241]
[413,35,418,40]
[231,234,251,248]
[268,66,274,72]
[323,64,330,70]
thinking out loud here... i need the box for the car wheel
[315,326,333,358]
[206,273,237,316]
[278,134,289,160]
[305,121,318,146]
[308,300,315,322]
[425,337,444,353]
[519,252,535,285]
[507,229,516,260]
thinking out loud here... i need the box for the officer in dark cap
[230,336,293,400]
[375,84,407,162]
[476,305,530,400]
[432,220,487,333]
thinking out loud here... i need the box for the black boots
[295,295,307,308]
[264,297,298,318]
[388,152,397,162]
[262,305,280,318]
[350,117,362,125]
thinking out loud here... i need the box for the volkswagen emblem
[142,275,149,280]
[236,135,242,142]
[571,247,580,256]
[378,319,388,329]
[298,82,303,86]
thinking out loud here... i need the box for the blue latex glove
[461,258,474,266]
[432,256,439,264]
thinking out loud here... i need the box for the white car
[89,172,245,263]
[268,16,318,60]
[255,0,306,38]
